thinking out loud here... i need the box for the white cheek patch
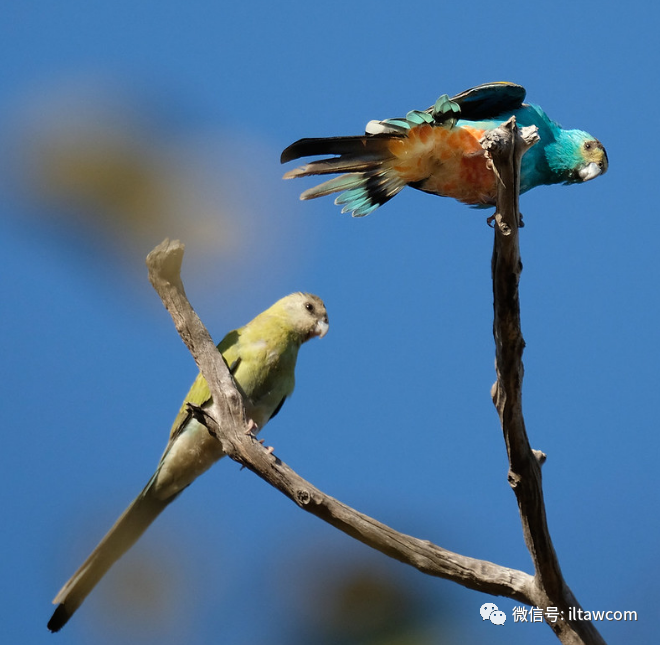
[579,162,602,182]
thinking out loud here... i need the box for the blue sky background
[2,1,657,643]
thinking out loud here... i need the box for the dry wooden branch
[486,117,607,645]
[147,237,534,602]
[145,117,607,644]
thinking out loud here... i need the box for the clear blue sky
[2,1,657,643]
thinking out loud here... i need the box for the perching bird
[281,82,608,217]
[48,293,329,632]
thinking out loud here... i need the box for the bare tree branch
[486,117,607,645]
[144,116,607,644]
[146,238,535,603]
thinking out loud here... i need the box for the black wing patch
[450,82,526,121]
[269,396,286,422]
[228,356,242,375]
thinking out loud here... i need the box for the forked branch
[145,117,606,644]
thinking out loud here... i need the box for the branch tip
[146,238,185,284]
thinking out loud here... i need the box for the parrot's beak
[314,319,329,338]
[578,161,603,182]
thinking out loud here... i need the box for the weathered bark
[144,117,607,644]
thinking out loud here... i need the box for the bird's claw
[244,419,259,437]
[244,420,274,453]
[487,211,523,231]
[258,439,275,454]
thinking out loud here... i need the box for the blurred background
[2,1,657,643]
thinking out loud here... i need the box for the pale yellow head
[270,292,329,342]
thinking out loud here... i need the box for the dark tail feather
[281,134,405,217]
[281,134,396,165]
[283,154,382,179]
[48,485,175,632]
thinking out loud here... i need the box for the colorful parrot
[281,82,608,217]
[48,293,329,632]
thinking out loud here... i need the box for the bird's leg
[488,209,524,229]
[244,419,274,452]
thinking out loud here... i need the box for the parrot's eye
[304,302,315,313]
[584,142,591,150]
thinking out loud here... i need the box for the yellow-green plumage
[48,293,328,632]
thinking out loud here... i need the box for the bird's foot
[487,211,524,230]
[244,419,259,437]
[258,438,275,454]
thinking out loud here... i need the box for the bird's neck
[252,313,305,350]
[544,129,586,184]
[518,127,582,191]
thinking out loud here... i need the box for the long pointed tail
[281,134,407,217]
[48,484,175,632]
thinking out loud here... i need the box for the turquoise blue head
[547,129,608,184]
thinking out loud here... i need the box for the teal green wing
[365,82,527,133]
[422,82,526,125]
[449,82,526,120]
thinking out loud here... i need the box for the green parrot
[48,292,329,632]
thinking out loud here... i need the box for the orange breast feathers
[386,124,496,205]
